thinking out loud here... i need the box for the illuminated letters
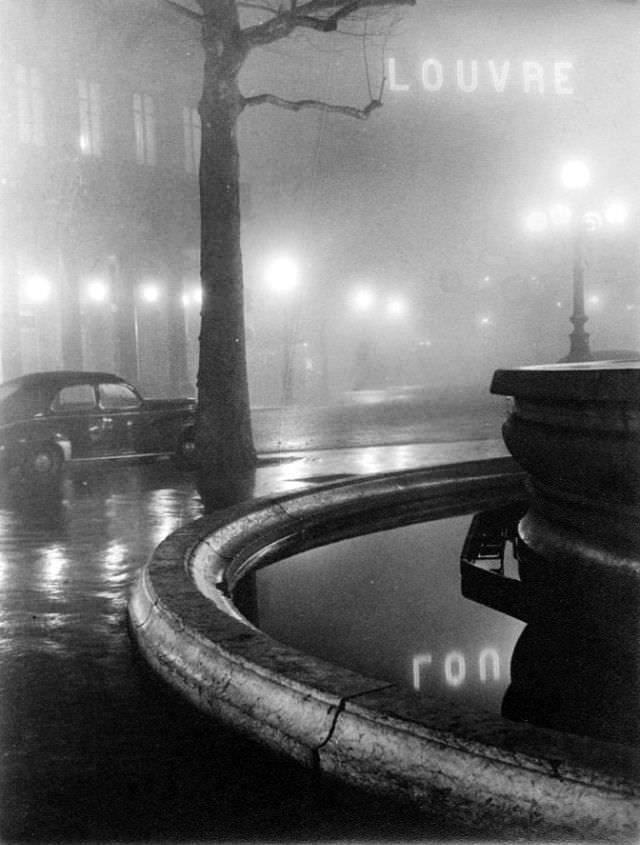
[478,648,500,682]
[387,57,575,96]
[444,651,466,687]
[412,653,433,690]
[412,647,504,690]
[488,60,511,92]
[388,57,410,92]
[456,59,478,93]
[522,61,544,94]
[422,59,443,92]
[554,61,574,94]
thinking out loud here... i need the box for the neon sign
[412,647,502,691]
[388,57,575,95]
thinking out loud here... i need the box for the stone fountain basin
[491,362,640,638]
[128,458,639,841]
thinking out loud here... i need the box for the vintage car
[0,370,197,482]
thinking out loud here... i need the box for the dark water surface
[0,464,477,844]
[257,516,525,714]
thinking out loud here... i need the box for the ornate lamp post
[560,160,591,362]
[525,160,628,363]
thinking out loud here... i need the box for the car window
[51,384,97,412]
[98,382,142,411]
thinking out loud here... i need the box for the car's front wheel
[26,443,64,481]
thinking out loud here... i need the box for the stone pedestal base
[490,362,640,743]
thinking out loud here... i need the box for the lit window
[16,64,44,146]
[78,79,102,156]
[133,92,156,166]
[183,106,201,174]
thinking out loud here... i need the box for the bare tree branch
[243,0,414,46]
[241,91,384,118]
[161,0,203,22]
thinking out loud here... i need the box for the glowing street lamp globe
[140,283,161,304]
[604,201,629,226]
[182,287,202,308]
[386,297,408,319]
[525,210,548,233]
[265,256,299,296]
[351,286,376,313]
[87,279,109,303]
[24,274,52,305]
[561,159,590,191]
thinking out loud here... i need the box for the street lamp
[86,279,109,304]
[386,297,408,319]
[265,255,299,405]
[350,286,376,313]
[24,274,52,305]
[525,161,628,362]
[560,159,590,191]
[560,160,592,361]
[134,282,162,384]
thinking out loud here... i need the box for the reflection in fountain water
[256,513,525,714]
[255,495,638,744]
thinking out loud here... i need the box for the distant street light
[134,282,163,383]
[265,256,299,296]
[350,286,376,313]
[181,287,202,308]
[386,297,408,319]
[140,282,161,304]
[560,159,590,191]
[86,279,109,304]
[604,201,628,226]
[24,274,52,305]
[265,255,299,405]
[525,160,629,362]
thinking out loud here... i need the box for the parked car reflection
[0,371,197,484]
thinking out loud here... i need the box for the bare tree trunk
[196,1,256,509]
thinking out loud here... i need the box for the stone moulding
[128,457,639,841]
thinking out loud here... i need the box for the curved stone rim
[128,457,639,841]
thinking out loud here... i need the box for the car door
[49,382,103,458]
[97,381,145,456]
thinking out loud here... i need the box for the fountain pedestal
[490,362,640,743]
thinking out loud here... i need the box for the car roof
[1,371,127,390]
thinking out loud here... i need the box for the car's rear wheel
[26,444,64,481]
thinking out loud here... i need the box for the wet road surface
[0,456,496,844]
[0,392,508,843]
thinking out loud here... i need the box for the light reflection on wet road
[0,461,468,844]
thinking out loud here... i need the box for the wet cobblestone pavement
[0,397,507,843]
[0,468,480,843]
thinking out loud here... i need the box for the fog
[2,0,638,403]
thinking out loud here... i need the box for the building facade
[0,0,203,395]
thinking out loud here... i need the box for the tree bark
[196,1,256,509]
